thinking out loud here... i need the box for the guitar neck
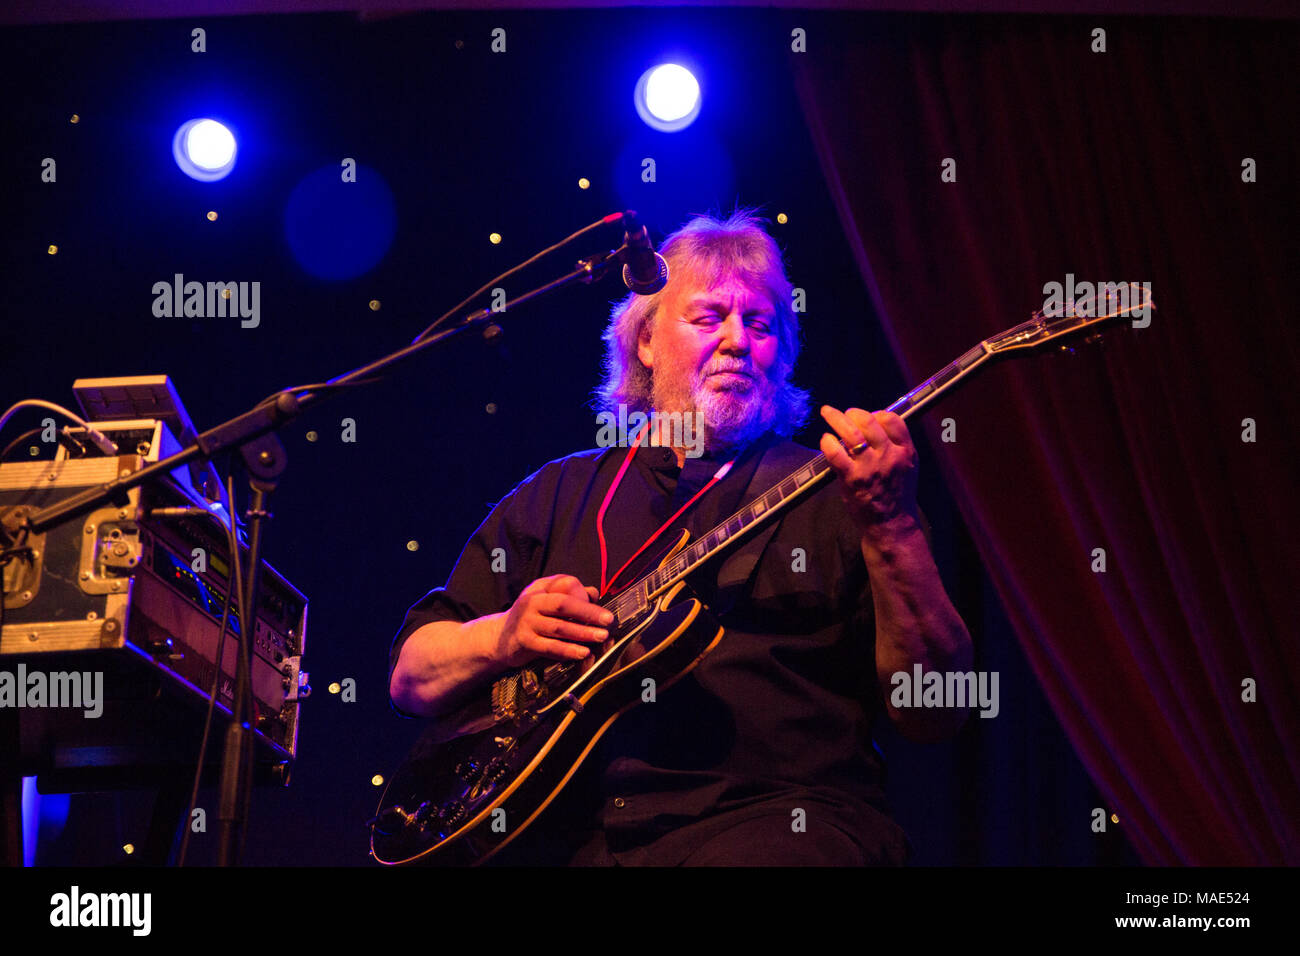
[605,340,995,626]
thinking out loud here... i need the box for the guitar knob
[366,806,411,835]
[439,801,466,825]
[484,759,509,783]
[454,760,480,781]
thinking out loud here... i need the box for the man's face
[637,272,782,450]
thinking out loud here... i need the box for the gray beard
[651,361,778,455]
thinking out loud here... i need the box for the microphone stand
[19,239,627,865]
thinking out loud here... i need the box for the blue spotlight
[173,118,238,182]
[284,164,397,280]
[635,64,701,132]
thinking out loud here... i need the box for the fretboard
[606,340,993,625]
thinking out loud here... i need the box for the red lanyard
[596,426,734,598]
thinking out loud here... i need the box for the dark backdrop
[4,7,1272,866]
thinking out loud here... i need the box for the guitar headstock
[985,282,1155,355]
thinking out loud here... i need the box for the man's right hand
[492,574,614,669]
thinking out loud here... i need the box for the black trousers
[491,812,907,867]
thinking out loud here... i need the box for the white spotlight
[173,118,238,182]
[635,64,701,132]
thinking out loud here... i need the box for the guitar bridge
[490,673,521,720]
[490,665,550,721]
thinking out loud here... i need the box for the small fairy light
[1111,813,1120,824]
[328,682,341,695]
[578,177,590,190]
[489,232,502,245]
[406,540,419,551]
[485,403,497,415]
[207,210,218,221]
[47,245,58,255]
[368,299,381,311]
[221,288,231,300]
[305,430,318,442]
[28,446,39,457]
[776,213,788,224]
[123,843,135,855]
[371,774,385,786]
[70,114,80,124]
[454,38,464,49]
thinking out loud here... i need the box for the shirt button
[613,797,626,808]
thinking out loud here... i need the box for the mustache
[701,360,756,379]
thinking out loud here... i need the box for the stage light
[173,118,237,182]
[635,64,701,132]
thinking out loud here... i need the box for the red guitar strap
[596,425,734,599]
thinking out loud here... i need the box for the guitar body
[370,568,724,866]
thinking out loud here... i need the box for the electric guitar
[369,287,1153,865]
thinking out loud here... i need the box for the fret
[955,344,986,370]
[907,381,935,403]
[779,478,797,497]
[931,362,964,387]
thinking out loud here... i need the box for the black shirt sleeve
[385,460,561,715]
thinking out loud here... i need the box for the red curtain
[792,13,1298,864]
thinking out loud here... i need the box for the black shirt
[387,433,911,864]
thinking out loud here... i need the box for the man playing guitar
[387,209,973,865]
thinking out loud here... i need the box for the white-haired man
[389,210,972,865]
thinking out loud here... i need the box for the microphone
[620,211,669,295]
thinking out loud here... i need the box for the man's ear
[637,321,654,369]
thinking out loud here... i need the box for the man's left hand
[819,405,920,539]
